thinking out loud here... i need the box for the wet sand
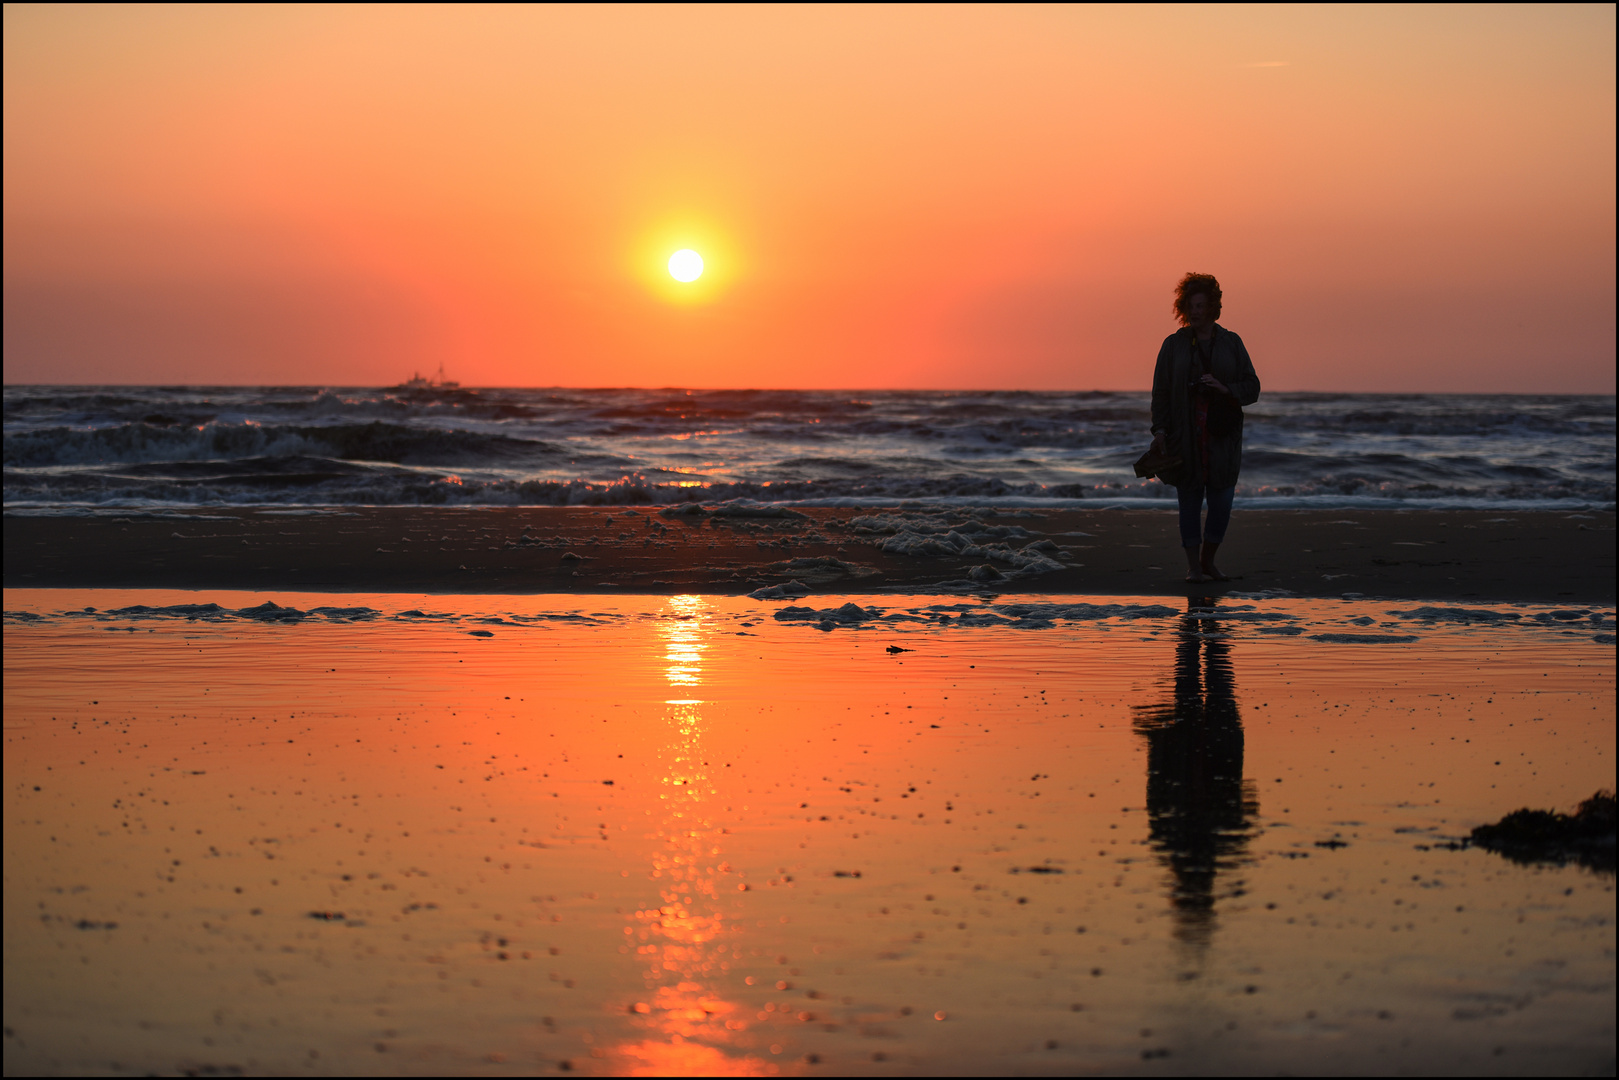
[4,590,1614,1076]
[5,507,1614,604]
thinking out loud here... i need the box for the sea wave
[3,419,565,468]
[4,386,1612,511]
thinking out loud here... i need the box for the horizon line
[2,383,1615,397]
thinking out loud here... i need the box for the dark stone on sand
[1469,791,1615,873]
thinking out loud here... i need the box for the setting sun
[639,224,733,309]
[667,249,704,283]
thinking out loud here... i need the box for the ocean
[3,386,1613,512]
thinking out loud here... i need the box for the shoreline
[6,506,1613,604]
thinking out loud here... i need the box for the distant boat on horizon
[392,363,460,391]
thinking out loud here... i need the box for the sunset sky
[4,4,1613,392]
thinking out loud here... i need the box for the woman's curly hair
[1173,272,1222,325]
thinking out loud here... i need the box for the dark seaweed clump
[1469,791,1615,874]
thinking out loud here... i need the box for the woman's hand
[1198,373,1230,395]
[1151,431,1167,454]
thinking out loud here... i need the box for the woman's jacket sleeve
[1150,337,1176,433]
[1227,335,1261,407]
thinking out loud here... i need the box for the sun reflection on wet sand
[661,595,709,688]
[612,597,769,1075]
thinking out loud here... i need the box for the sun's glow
[667,249,704,282]
[636,221,734,305]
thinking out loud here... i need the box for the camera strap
[1191,328,1215,377]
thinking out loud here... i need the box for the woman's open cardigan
[1149,325,1261,490]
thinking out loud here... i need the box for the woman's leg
[1177,484,1207,582]
[1199,486,1236,579]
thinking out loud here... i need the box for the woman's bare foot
[1183,546,1205,583]
[1198,542,1228,582]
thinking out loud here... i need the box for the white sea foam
[748,581,812,600]
[773,603,885,627]
[5,596,1612,650]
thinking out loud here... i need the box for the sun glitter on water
[667,249,704,282]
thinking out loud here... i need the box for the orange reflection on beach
[661,594,708,686]
[613,597,769,1076]
[3,589,1614,1075]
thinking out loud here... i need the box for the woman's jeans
[1177,483,1235,547]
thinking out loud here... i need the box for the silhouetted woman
[1150,273,1261,583]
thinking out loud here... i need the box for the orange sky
[3,4,1614,391]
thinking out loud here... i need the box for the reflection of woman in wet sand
[1132,599,1259,951]
[1150,273,1261,583]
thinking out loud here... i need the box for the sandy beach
[6,507,1614,604]
[6,506,1617,1077]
